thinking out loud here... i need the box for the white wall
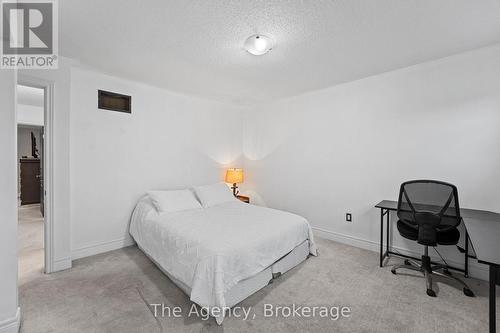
[70,67,243,258]
[242,45,500,279]
[17,104,43,127]
[17,127,42,159]
[0,70,21,332]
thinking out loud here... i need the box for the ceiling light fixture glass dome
[244,34,274,55]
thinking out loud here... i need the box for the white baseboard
[52,257,72,272]
[312,226,490,281]
[313,227,380,253]
[71,236,136,260]
[0,308,20,333]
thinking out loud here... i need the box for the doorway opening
[17,84,46,284]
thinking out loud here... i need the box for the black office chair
[391,180,474,297]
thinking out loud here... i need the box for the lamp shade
[225,168,244,184]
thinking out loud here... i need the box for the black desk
[375,200,471,276]
[461,212,500,333]
[376,200,500,333]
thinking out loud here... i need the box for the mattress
[129,196,317,324]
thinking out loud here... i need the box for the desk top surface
[375,200,500,220]
[375,200,500,266]
[462,218,500,266]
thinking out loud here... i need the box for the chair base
[391,255,475,298]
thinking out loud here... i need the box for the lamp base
[231,183,239,196]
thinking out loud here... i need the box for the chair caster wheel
[443,269,451,276]
[426,289,436,297]
[391,269,396,274]
[404,259,411,265]
[463,288,474,297]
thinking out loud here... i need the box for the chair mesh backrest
[397,180,461,228]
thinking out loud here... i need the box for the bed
[129,189,317,324]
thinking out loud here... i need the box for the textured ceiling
[60,0,500,103]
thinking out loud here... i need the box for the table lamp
[225,168,244,196]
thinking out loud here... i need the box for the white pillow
[147,189,202,213]
[192,182,237,208]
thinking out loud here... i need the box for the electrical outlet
[346,213,352,222]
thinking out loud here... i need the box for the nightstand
[236,195,250,203]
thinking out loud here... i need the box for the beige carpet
[18,204,44,285]
[19,237,498,333]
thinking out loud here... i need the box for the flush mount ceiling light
[244,34,274,56]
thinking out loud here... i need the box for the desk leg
[465,231,469,278]
[490,265,497,333]
[380,209,384,267]
[386,210,390,255]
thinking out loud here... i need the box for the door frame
[17,75,55,273]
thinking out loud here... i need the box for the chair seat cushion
[397,220,460,245]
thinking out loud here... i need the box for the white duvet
[129,197,317,324]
